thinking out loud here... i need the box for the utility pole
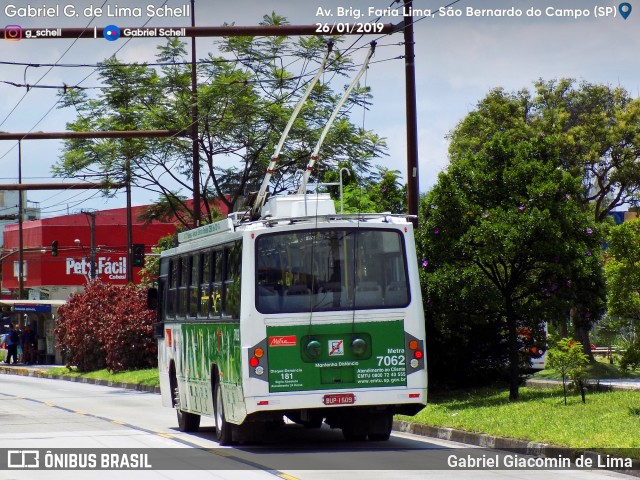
[404,0,420,224]
[126,158,133,283]
[81,210,97,279]
[190,0,201,228]
[18,141,24,300]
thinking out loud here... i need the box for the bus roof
[176,194,415,246]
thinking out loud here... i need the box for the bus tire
[368,431,391,441]
[214,382,232,445]
[174,386,201,432]
[342,422,367,442]
[367,412,393,441]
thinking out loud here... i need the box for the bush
[55,282,109,372]
[620,341,640,372]
[54,280,157,373]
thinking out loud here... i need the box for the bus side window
[223,241,242,319]
[200,251,211,317]
[210,250,223,318]
[168,259,178,317]
[178,256,190,317]
[189,254,200,317]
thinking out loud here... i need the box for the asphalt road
[0,374,635,480]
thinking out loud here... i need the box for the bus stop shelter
[0,300,66,364]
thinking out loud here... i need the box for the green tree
[139,234,176,288]
[533,79,640,222]
[448,79,640,357]
[324,165,406,214]
[54,16,386,225]
[533,80,640,354]
[418,88,605,400]
[620,340,640,372]
[604,220,640,362]
[605,221,640,328]
[547,338,590,405]
[594,315,627,364]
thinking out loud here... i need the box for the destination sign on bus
[178,218,233,243]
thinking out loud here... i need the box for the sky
[0,0,638,217]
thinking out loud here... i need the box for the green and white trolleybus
[151,194,427,443]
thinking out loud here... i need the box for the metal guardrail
[592,347,617,356]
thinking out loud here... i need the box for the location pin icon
[619,2,632,19]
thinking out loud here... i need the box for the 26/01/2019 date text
[315,22,385,34]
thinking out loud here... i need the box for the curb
[0,365,160,394]
[525,378,640,392]
[393,419,640,477]
[394,419,559,453]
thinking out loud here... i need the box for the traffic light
[132,243,145,268]
[51,240,59,257]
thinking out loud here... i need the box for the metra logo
[269,335,296,347]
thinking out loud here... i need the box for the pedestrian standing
[5,324,19,365]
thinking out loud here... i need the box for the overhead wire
[38,190,103,215]
[0,0,111,166]
[0,0,175,215]
[60,34,402,209]
[0,0,110,130]
[0,0,420,216]
[0,56,282,69]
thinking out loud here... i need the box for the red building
[2,205,178,292]
[1,201,230,364]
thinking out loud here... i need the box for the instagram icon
[4,25,22,41]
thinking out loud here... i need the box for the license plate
[323,393,355,405]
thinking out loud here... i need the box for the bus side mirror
[147,287,158,310]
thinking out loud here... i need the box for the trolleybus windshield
[255,228,410,313]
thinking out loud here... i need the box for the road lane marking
[276,474,300,480]
[4,391,301,479]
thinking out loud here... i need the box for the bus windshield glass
[255,228,409,313]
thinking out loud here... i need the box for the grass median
[402,385,640,450]
[45,367,159,388]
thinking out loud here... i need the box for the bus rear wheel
[214,383,232,445]
[367,412,393,441]
[174,386,200,432]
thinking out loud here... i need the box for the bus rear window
[255,229,410,313]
